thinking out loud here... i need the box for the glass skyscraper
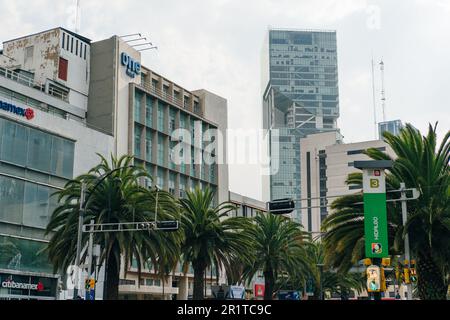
[262,28,340,223]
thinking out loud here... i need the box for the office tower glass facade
[262,29,340,222]
[378,120,403,140]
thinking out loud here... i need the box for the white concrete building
[0,28,113,300]
[1,27,231,301]
[299,131,394,235]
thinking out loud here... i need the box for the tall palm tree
[178,187,253,300]
[322,123,450,300]
[45,155,180,300]
[241,213,310,300]
[304,242,365,300]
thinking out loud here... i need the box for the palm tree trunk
[105,242,120,300]
[263,271,274,300]
[193,261,206,300]
[417,251,447,300]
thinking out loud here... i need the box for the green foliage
[322,123,450,300]
[178,187,254,300]
[240,213,310,300]
[44,154,180,299]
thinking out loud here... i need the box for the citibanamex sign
[0,100,35,120]
[1,280,44,291]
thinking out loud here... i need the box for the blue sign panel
[121,52,141,78]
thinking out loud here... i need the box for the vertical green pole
[362,169,389,259]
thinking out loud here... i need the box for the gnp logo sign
[121,52,141,79]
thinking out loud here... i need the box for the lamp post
[72,165,135,300]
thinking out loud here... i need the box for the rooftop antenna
[75,0,81,34]
[371,55,378,139]
[380,59,386,122]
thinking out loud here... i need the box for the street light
[72,165,135,299]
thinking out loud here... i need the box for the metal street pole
[317,264,324,300]
[73,182,86,299]
[400,182,413,300]
[87,220,94,277]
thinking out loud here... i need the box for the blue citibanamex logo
[121,52,141,78]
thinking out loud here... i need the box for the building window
[193,101,200,114]
[157,134,165,166]
[75,40,79,56]
[0,236,54,274]
[0,175,59,229]
[184,96,190,109]
[169,172,176,195]
[179,176,186,198]
[71,37,74,53]
[169,140,177,170]
[66,35,70,51]
[157,168,165,189]
[0,119,74,178]
[169,108,176,133]
[145,96,153,128]
[145,130,152,162]
[158,102,165,132]
[58,57,68,81]
[134,92,142,123]
[134,126,142,158]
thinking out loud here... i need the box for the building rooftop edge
[3,27,91,45]
[268,27,336,33]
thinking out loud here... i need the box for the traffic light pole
[372,258,382,301]
[400,183,412,300]
[73,182,86,299]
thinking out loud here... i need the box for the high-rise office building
[262,28,340,222]
[378,120,403,140]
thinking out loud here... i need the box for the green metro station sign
[355,161,393,259]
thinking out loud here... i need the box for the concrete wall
[88,37,117,135]
[115,38,142,158]
[325,140,394,199]
[3,28,90,111]
[300,131,395,235]
[3,29,61,86]
[300,131,340,233]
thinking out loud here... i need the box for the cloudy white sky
[1,0,449,201]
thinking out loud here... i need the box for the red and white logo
[25,108,35,120]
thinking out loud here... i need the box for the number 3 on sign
[370,179,379,188]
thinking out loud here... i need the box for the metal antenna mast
[380,59,386,122]
[75,0,81,34]
[371,57,378,139]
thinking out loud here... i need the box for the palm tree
[304,242,365,300]
[45,154,180,300]
[322,123,450,300]
[178,187,253,300]
[241,213,310,300]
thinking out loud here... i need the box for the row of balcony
[0,67,68,102]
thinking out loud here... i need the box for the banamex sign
[0,100,35,120]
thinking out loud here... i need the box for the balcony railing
[138,81,204,116]
[0,67,69,102]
